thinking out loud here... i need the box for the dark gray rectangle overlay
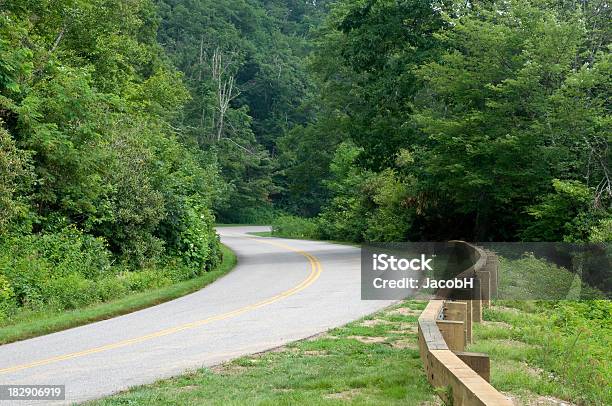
[0,385,65,400]
[361,242,476,300]
[361,242,610,300]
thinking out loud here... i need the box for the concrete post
[455,351,491,382]
[436,320,465,352]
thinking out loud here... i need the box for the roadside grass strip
[88,301,438,406]
[469,303,610,406]
[0,245,237,345]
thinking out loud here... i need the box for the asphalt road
[0,226,394,405]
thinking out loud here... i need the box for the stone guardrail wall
[417,242,513,406]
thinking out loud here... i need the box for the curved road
[0,226,393,404]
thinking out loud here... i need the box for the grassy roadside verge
[469,301,611,406]
[0,244,237,345]
[89,300,437,405]
[466,254,611,405]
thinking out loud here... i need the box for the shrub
[0,252,50,310]
[316,142,368,242]
[272,215,320,239]
[362,169,413,242]
[33,226,112,279]
[317,195,366,242]
[46,273,99,310]
[0,227,115,310]
[589,218,612,243]
[0,275,16,321]
[522,180,609,242]
[159,259,196,282]
[0,122,33,234]
[122,270,172,293]
[96,276,130,302]
[174,204,218,272]
[222,205,280,225]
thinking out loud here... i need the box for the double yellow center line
[0,237,322,375]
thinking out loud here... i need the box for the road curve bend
[0,226,394,404]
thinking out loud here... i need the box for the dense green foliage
[0,2,608,403]
[275,0,611,243]
[0,0,335,322]
[1,0,609,323]
[0,0,223,320]
[154,0,329,222]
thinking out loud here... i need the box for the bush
[173,204,218,272]
[272,215,321,239]
[122,270,172,293]
[33,226,112,279]
[46,274,99,310]
[590,218,612,243]
[0,220,222,322]
[317,195,366,242]
[0,122,33,235]
[96,276,130,302]
[0,252,50,310]
[521,180,610,242]
[0,275,16,321]
[362,169,413,242]
[316,145,414,243]
[0,227,116,311]
[220,205,280,225]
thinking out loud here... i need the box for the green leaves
[409,0,610,240]
[0,1,223,270]
[0,122,33,234]
[277,0,610,242]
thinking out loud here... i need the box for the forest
[0,0,610,321]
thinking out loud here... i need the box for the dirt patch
[301,350,328,356]
[389,322,418,334]
[264,346,289,354]
[522,362,545,378]
[360,318,391,327]
[176,385,200,392]
[388,307,421,317]
[482,320,513,329]
[210,363,248,375]
[419,396,444,405]
[325,388,361,400]
[490,339,535,349]
[273,388,293,393]
[347,335,387,344]
[307,332,338,341]
[503,391,576,406]
[494,306,523,314]
[531,395,576,406]
[390,339,418,349]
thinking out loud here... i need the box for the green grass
[469,254,611,405]
[497,255,604,300]
[88,301,436,405]
[0,244,237,345]
[469,301,611,406]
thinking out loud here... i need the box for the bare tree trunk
[210,48,240,142]
[198,35,204,82]
[50,27,66,53]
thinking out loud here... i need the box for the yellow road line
[0,236,322,375]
